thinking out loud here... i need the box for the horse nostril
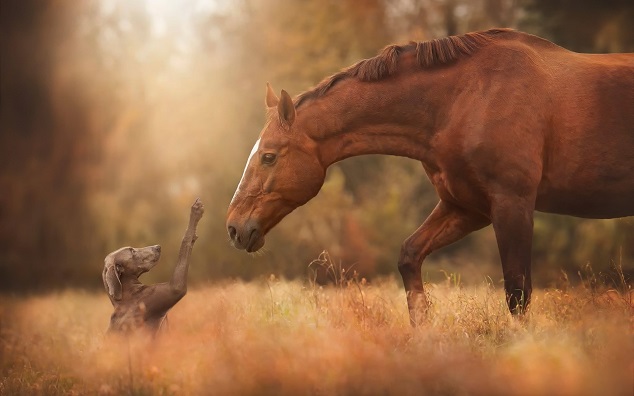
[228,225,237,240]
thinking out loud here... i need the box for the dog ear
[103,257,122,301]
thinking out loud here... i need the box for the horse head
[226,83,326,252]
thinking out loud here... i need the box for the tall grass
[1,274,632,395]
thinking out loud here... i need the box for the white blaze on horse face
[231,138,260,205]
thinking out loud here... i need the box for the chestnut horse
[226,28,634,324]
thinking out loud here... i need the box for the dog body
[103,199,204,335]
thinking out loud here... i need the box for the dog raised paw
[191,198,205,220]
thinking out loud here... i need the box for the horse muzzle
[227,221,265,253]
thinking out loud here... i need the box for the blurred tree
[0,0,102,290]
[522,0,634,52]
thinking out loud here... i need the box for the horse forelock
[295,28,512,108]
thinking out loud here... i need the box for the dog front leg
[169,198,205,296]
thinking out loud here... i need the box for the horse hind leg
[398,200,490,326]
[490,196,535,315]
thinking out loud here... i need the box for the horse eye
[262,153,277,165]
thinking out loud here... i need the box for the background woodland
[1,0,633,291]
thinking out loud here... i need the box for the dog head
[103,245,161,301]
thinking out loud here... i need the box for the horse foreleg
[490,196,534,315]
[399,200,490,326]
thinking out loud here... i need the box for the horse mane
[295,28,513,108]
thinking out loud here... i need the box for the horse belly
[535,186,634,219]
[536,134,634,219]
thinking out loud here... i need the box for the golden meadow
[2,274,632,395]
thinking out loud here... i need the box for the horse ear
[265,82,279,108]
[103,258,122,301]
[278,89,296,127]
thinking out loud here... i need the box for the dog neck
[117,277,146,304]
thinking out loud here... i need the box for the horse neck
[298,74,444,168]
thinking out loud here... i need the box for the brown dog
[102,198,204,335]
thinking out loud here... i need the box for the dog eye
[261,153,277,165]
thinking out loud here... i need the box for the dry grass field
[1,273,633,395]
